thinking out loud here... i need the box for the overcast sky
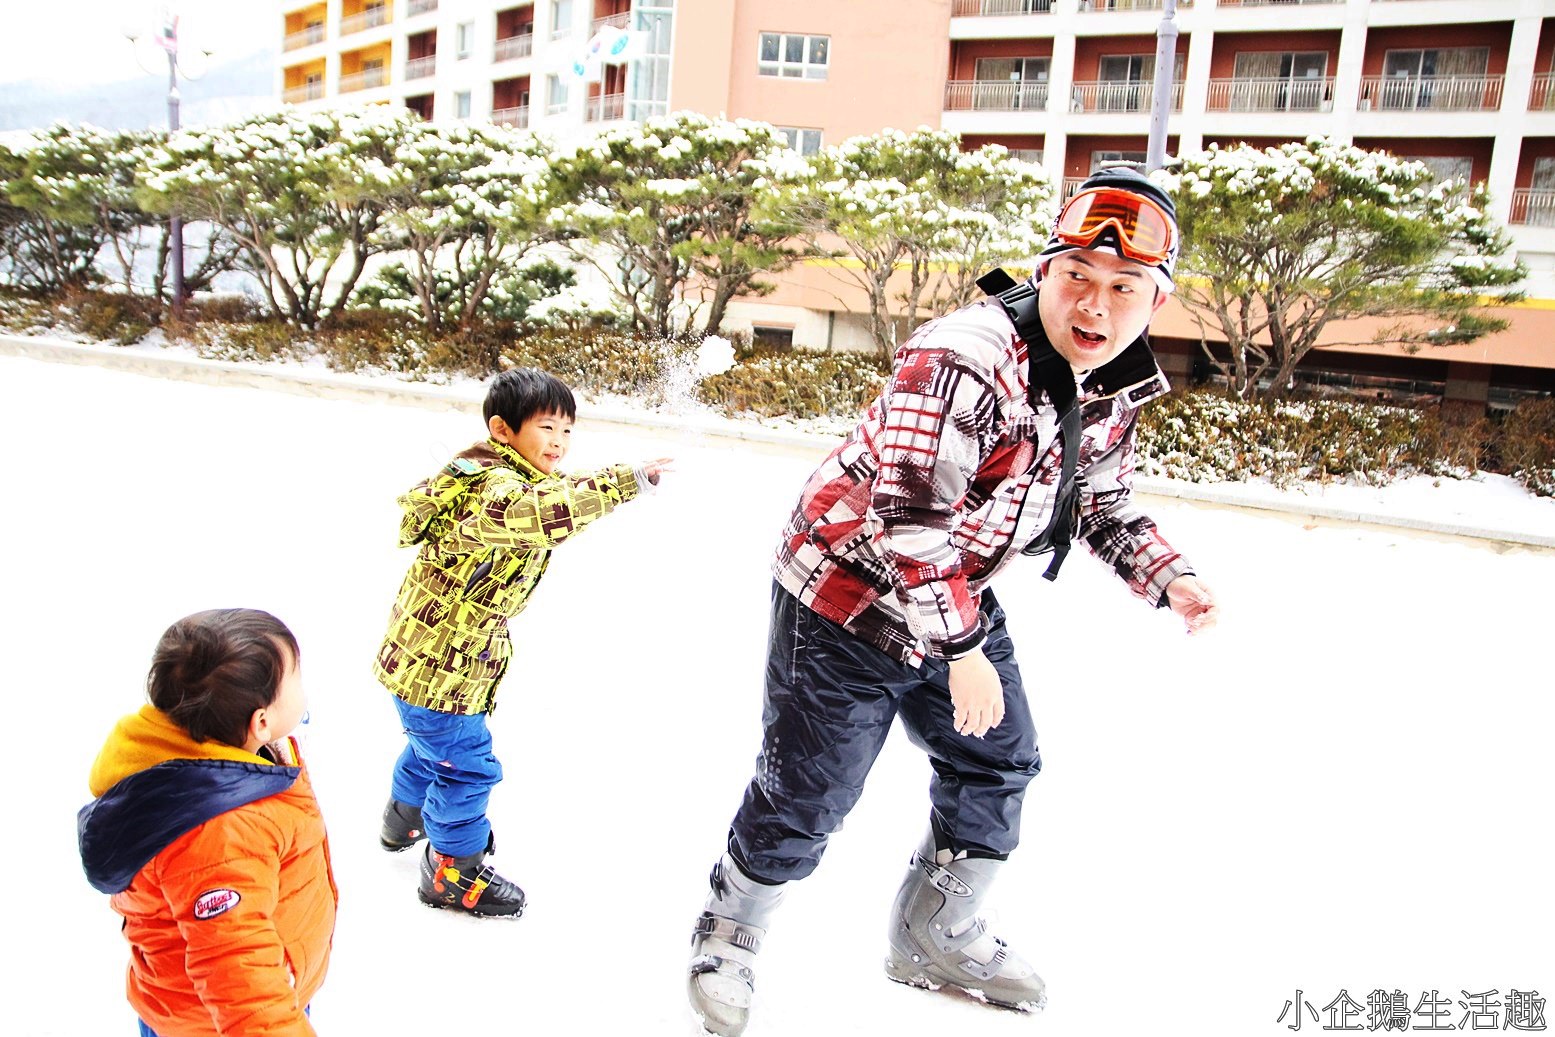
[0,1,274,86]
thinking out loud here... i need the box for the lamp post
[125,10,208,313]
[1145,0,1178,172]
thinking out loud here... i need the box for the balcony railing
[1529,73,1555,112]
[1079,0,1192,9]
[951,0,1052,15]
[1008,148,1044,164]
[495,32,534,61]
[283,82,325,103]
[340,6,390,35]
[283,25,325,51]
[339,66,388,92]
[1357,74,1503,112]
[1509,189,1555,227]
[1071,80,1182,113]
[1206,76,1334,112]
[407,0,438,14]
[944,80,1049,111]
[405,55,436,79]
[492,105,530,128]
[1062,177,1087,200]
[591,11,630,33]
[1216,0,1336,5]
[586,91,626,122]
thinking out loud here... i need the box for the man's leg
[691,584,921,1036]
[887,590,1046,1009]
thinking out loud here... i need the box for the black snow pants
[728,582,1042,884]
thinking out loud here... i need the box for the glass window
[547,74,569,114]
[758,32,829,81]
[456,21,473,59]
[552,0,573,38]
[455,90,471,118]
[777,127,822,156]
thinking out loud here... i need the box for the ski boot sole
[416,891,525,918]
[884,957,1047,1013]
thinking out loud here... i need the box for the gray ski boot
[687,854,786,1037]
[885,834,1047,1012]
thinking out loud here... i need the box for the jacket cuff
[629,464,656,496]
[931,621,988,662]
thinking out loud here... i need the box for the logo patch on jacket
[193,888,241,920]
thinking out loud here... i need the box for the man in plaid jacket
[687,168,1220,1035]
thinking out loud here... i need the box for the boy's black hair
[483,367,577,431]
[146,609,300,748]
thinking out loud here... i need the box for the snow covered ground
[6,351,1552,1037]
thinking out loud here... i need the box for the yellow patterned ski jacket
[372,438,641,715]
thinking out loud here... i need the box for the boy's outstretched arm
[463,458,667,549]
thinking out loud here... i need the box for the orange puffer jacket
[77,706,338,1037]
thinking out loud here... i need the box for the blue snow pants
[389,697,503,857]
[729,583,1042,884]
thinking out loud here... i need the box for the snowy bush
[697,348,888,420]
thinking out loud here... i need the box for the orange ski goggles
[1052,187,1177,265]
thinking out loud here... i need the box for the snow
[7,351,1553,1037]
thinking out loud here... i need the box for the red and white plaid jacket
[773,295,1194,666]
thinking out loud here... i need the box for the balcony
[340,6,390,35]
[283,24,325,51]
[492,105,530,128]
[951,0,1052,14]
[586,91,625,122]
[591,11,630,33]
[407,0,438,13]
[339,66,388,92]
[944,80,1049,111]
[1510,189,1555,227]
[1529,73,1555,112]
[495,33,534,61]
[1357,74,1503,112]
[405,55,436,79]
[1206,76,1334,112]
[1217,0,1336,5]
[1062,177,1086,200]
[1071,80,1182,113]
[1080,0,1192,9]
[283,82,325,103]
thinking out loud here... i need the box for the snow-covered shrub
[697,348,889,420]
[1498,398,1555,497]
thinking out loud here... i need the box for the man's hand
[948,649,1005,738]
[1166,575,1219,635]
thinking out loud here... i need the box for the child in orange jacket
[78,609,337,1037]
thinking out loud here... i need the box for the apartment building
[278,0,1555,409]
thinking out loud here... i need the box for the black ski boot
[380,799,426,852]
[417,839,526,918]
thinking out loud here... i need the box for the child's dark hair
[483,367,576,431]
[146,609,299,748]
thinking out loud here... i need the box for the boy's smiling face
[492,410,573,474]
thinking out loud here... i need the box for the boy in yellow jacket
[373,366,668,916]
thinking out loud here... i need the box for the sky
[6,348,1553,1036]
[0,1,274,86]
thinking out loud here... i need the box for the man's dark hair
[483,367,577,431]
[146,609,299,748]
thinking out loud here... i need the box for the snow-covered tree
[547,111,801,338]
[789,128,1055,356]
[138,106,424,327]
[1159,138,1525,400]
[0,124,189,295]
[367,121,560,333]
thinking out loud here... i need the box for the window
[777,127,822,156]
[547,74,569,114]
[1414,156,1472,187]
[1380,47,1490,110]
[751,325,795,350]
[973,57,1048,111]
[455,90,472,118]
[1093,53,1182,112]
[627,1,674,121]
[456,21,473,59]
[758,32,829,80]
[1231,51,1329,111]
[1091,151,1145,173]
[552,0,573,38]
